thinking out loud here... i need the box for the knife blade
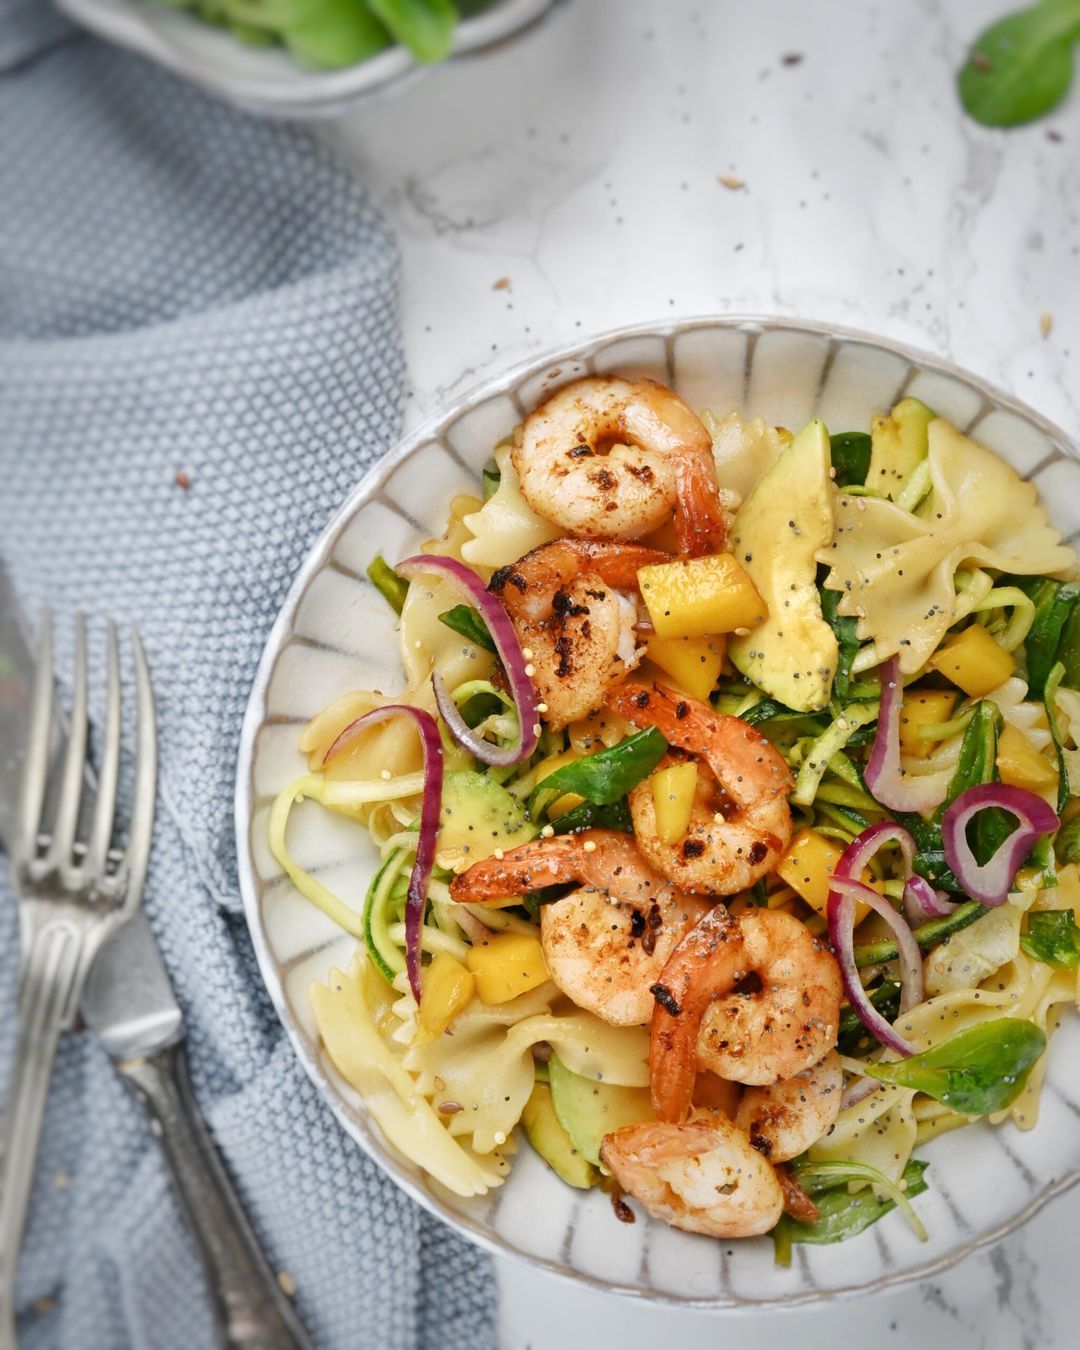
[0,566,311,1348]
[0,574,36,850]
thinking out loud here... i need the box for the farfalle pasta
[820,418,1074,672]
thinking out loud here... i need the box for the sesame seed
[524,663,536,677]
[536,702,549,713]
[522,647,535,660]
[541,824,555,837]
[583,840,597,853]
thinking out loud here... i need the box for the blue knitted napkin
[0,21,495,1350]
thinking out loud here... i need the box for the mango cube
[644,632,726,701]
[419,952,475,1038]
[638,553,766,639]
[650,760,699,844]
[898,688,958,759]
[928,625,1014,698]
[465,932,549,1004]
[996,723,1058,792]
[777,828,873,925]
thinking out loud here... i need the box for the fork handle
[0,921,82,1350]
[118,1045,313,1350]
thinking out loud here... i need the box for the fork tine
[47,611,88,874]
[118,625,156,910]
[84,620,120,881]
[16,610,54,862]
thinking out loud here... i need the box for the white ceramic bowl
[56,0,556,119]
[236,317,1080,1307]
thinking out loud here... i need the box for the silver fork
[0,613,155,1346]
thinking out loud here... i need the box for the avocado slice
[866,397,933,500]
[437,769,536,867]
[548,1053,654,1166]
[728,420,838,713]
[521,1081,598,1189]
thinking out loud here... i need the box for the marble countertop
[327,0,1079,1343]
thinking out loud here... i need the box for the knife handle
[118,1045,314,1350]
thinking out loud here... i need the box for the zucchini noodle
[268,773,423,936]
[914,706,976,743]
[952,567,996,620]
[893,458,933,513]
[792,703,880,806]
[970,585,1036,652]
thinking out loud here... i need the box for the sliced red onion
[902,873,958,926]
[828,818,957,927]
[833,819,916,886]
[828,876,923,1057]
[865,656,950,813]
[840,1076,882,1111]
[398,554,539,767]
[323,705,444,1003]
[941,783,1059,908]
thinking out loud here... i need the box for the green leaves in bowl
[862,1017,1047,1116]
[959,1,1080,127]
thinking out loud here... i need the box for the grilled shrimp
[513,376,727,555]
[649,907,842,1120]
[734,1050,842,1163]
[449,829,710,1025]
[600,1110,784,1238]
[489,538,666,730]
[608,682,794,894]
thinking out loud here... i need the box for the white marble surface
[326,0,1080,1344]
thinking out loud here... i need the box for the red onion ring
[865,656,950,813]
[840,1076,883,1111]
[903,873,958,926]
[833,819,916,887]
[828,876,923,1057]
[830,814,955,939]
[323,705,444,1003]
[397,555,540,767]
[941,783,1059,908]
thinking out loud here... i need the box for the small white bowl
[236,317,1080,1307]
[56,0,557,119]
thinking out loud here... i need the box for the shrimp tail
[674,452,727,556]
[648,905,741,1123]
[574,539,670,588]
[776,1165,821,1224]
[449,835,582,903]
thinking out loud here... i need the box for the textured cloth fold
[0,29,495,1350]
